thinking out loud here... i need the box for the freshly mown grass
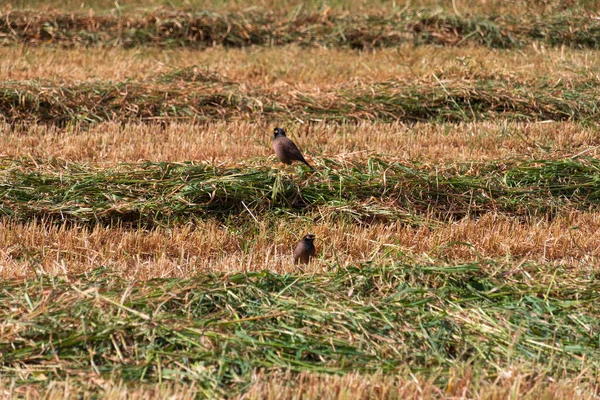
[1,156,600,226]
[1,261,598,397]
[2,74,600,125]
[2,9,600,50]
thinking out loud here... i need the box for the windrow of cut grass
[1,262,598,396]
[3,73,600,125]
[1,156,600,226]
[2,9,600,50]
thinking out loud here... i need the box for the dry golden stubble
[8,0,593,14]
[0,211,598,280]
[1,366,597,400]
[2,120,599,164]
[241,368,600,400]
[1,44,597,86]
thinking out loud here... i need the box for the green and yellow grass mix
[1,1,600,398]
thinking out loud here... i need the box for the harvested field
[1,1,600,399]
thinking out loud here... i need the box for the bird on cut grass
[293,233,316,265]
[272,127,314,170]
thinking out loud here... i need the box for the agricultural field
[1,0,600,398]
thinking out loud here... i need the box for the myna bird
[272,127,314,170]
[293,233,316,265]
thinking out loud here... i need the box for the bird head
[303,233,316,243]
[273,127,286,139]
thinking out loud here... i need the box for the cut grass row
[2,261,598,396]
[3,9,600,50]
[1,156,600,226]
[3,73,600,125]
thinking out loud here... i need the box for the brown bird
[293,233,316,265]
[272,127,314,170]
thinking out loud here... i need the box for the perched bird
[272,127,314,170]
[293,233,316,265]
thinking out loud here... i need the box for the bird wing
[284,139,307,161]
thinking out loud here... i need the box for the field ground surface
[1,0,600,398]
